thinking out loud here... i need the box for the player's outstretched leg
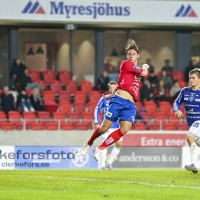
[93,129,123,161]
[81,119,114,156]
[93,121,132,161]
[80,127,101,156]
[185,141,198,173]
[185,164,198,173]
[100,149,107,171]
[106,140,122,171]
[107,147,121,171]
[80,143,91,156]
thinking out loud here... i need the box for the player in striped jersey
[174,68,200,173]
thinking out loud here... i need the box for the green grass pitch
[0,169,200,200]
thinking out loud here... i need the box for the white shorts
[102,128,123,142]
[187,120,200,139]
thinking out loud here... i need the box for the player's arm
[173,89,184,119]
[94,97,104,128]
[124,61,149,76]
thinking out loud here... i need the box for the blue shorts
[104,95,136,124]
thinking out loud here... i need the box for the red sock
[98,129,123,150]
[88,127,101,146]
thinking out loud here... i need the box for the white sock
[101,149,107,168]
[107,147,120,165]
[30,107,35,112]
[24,106,29,112]
[190,142,198,166]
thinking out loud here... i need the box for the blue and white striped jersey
[94,97,119,128]
[174,86,200,127]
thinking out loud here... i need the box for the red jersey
[116,60,143,102]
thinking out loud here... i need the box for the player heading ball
[81,39,149,161]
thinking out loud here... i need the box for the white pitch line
[3,174,200,191]
[0,188,134,193]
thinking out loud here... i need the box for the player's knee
[187,135,195,143]
[116,142,122,148]
[120,127,129,134]
[99,126,109,134]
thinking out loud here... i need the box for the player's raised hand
[175,110,184,119]
[141,64,149,77]
[142,64,149,69]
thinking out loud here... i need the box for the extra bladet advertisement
[0,0,199,24]
[123,133,188,147]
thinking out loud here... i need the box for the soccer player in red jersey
[81,39,149,160]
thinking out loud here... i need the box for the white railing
[0,119,187,130]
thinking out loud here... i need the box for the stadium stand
[59,90,71,102]
[0,100,186,130]
[67,112,81,125]
[1,67,188,130]
[30,122,44,130]
[73,102,86,114]
[29,70,40,82]
[66,81,78,93]
[74,91,87,103]
[50,81,62,93]
[61,122,74,130]
[162,122,177,130]
[35,80,47,89]
[59,103,72,115]
[81,81,93,93]
[134,122,147,130]
[59,70,71,83]
[75,122,90,130]
[43,70,56,84]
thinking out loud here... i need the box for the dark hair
[108,80,117,87]
[158,79,166,89]
[165,59,170,63]
[162,70,167,75]
[189,68,200,78]
[125,39,139,54]
[13,57,20,65]
[173,79,178,84]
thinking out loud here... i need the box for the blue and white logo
[21,1,130,19]
[175,5,197,17]
[134,66,142,71]
[189,95,194,102]
[193,122,199,128]
[22,1,45,14]
[70,148,89,168]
